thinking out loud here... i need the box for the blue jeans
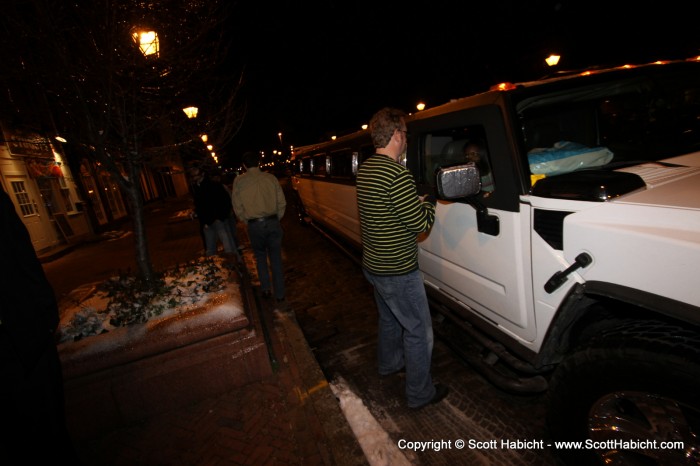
[363,268,436,407]
[203,219,234,256]
[248,218,285,300]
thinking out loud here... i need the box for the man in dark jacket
[189,166,237,257]
[0,188,81,463]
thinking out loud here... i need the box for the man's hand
[419,194,437,205]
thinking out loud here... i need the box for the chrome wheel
[588,391,700,465]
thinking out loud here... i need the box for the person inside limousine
[464,139,494,193]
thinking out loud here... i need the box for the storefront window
[10,180,38,216]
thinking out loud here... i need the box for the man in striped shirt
[356,107,448,409]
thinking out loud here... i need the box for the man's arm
[275,180,286,219]
[392,170,435,233]
[231,179,245,220]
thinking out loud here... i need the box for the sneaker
[410,383,449,410]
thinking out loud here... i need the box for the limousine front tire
[546,322,700,465]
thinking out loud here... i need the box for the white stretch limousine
[291,58,700,465]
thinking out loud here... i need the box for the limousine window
[293,158,306,175]
[312,154,327,176]
[300,156,312,175]
[419,125,493,194]
[325,143,374,178]
[518,68,700,169]
[330,149,353,178]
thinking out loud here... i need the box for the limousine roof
[292,57,700,158]
[409,57,700,121]
[292,128,372,158]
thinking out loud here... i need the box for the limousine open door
[416,122,537,346]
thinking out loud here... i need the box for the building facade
[2,121,192,256]
[0,122,92,253]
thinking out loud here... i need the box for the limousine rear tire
[546,323,700,465]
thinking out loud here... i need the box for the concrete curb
[271,308,370,465]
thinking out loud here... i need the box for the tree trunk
[125,161,154,283]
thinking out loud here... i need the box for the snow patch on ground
[330,376,413,466]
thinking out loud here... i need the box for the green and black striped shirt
[356,154,435,275]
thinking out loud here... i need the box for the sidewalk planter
[59,281,273,440]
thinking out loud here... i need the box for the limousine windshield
[516,63,700,174]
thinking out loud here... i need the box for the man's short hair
[369,107,406,149]
[242,151,260,168]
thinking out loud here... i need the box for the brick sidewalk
[45,195,368,466]
[72,295,367,466]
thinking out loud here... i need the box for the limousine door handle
[544,252,592,294]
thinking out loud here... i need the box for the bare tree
[1,0,246,282]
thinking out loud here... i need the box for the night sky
[223,0,697,164]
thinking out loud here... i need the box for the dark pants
[363,268,436,407]
[247,218,285,300]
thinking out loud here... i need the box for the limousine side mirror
[435,163,481,199]
[435,163,500,236]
